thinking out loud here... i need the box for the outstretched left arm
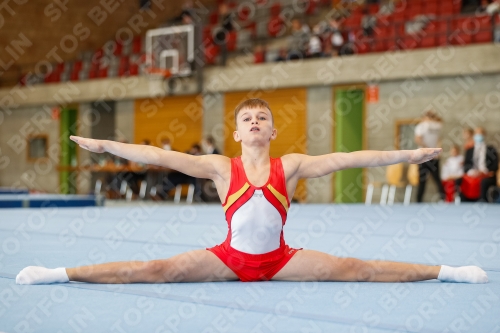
[287,148,442,179]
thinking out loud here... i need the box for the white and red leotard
[206,156,302,281]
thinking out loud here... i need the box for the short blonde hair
[234,98,274,127]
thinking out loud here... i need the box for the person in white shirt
[441,145,464,202]
[441,145,464,181]
[201,136,220,155]
[161,138,172,151]
[414,111,446,202]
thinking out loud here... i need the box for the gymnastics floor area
[0,203,499,333]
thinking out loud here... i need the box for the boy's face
[450,147,458,156]
[233,107,277,145]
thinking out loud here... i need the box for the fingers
[70,135,81,143]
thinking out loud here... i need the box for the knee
[141,260,166,281]
[342,258,373,282]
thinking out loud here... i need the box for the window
[395,119,419,150]
[27,135,48,161]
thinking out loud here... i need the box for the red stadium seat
[391,10,406,22]
[97,67,108,78]
[92,49,103,64]
[70,70,80,81]
[476,14,493,32]
[420,33,437,48]
[254,50,265,63]
[73,60,82,72]
[203,26,213,43]
[118,67,127,77]
[372,39,387,52]
[474,15,493,42]
[450,31,472,45]
[474,30,492,43]
[204,44,219,65]
[343,14,362,28]
[120,56,129,68]
[385,25,397,38]
[400,36,419,49]
[227,31,237,51]
[88,69,98,79]
[355,40,369,54]
[268,16,284,37]
[368,3,379,14]
[406,9,420,20]
[129,63,139,76]
[305,0,316,15]
[394,0,407,13]
[423,2,438,15]
[238,6,251,21]
[374,25,388,38]
[270,3,281,16]
[113,41,123,56]
[209,11,218,25]
[386,38,398,51]
[132,36,142,54]
[439,3,454,16]
[433,20,449,45]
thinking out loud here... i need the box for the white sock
[438,265,488,283]
[16,266,69,285]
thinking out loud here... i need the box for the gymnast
[16,98,487,285]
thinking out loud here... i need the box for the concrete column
[115,100,135,143]
[202,93,225,154]
[306,86,333,203]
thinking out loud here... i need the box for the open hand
[70,136,105,153]
[408,148,442,164]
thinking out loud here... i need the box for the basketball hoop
[145,25,194,78]
[145,67,172,81]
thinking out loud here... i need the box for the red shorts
[206,243,302,282]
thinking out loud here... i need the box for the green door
[60,108,78,194]
[334,88,365,203]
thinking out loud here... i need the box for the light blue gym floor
[0,203,499,332]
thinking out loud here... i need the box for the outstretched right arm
[70,136,227,180]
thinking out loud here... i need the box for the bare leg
[273,250,439,282]
[20,250,238,285]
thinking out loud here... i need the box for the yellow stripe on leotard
[266,184,289,212]
[223,183,251,212]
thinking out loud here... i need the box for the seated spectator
[321,42,334,57]
[463,127,475,151]
[287,19,310,59]
[161,137,172,151]
[477,0,500,15]
[275,48,288,62]
[214,3,234,66]
[201,136,220,154]
[460,127,499,202]
[441,145,464,202]
[361,9,377,36]
[379,0,395,15]
[254,45,266,64]
[160,143,202,200]
[328,18,344,55]
[485,0,500,14]
[307,33,323,58]
[128,139,150,195]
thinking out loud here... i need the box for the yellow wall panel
[224,89,307,202]
[134,95,203,153]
